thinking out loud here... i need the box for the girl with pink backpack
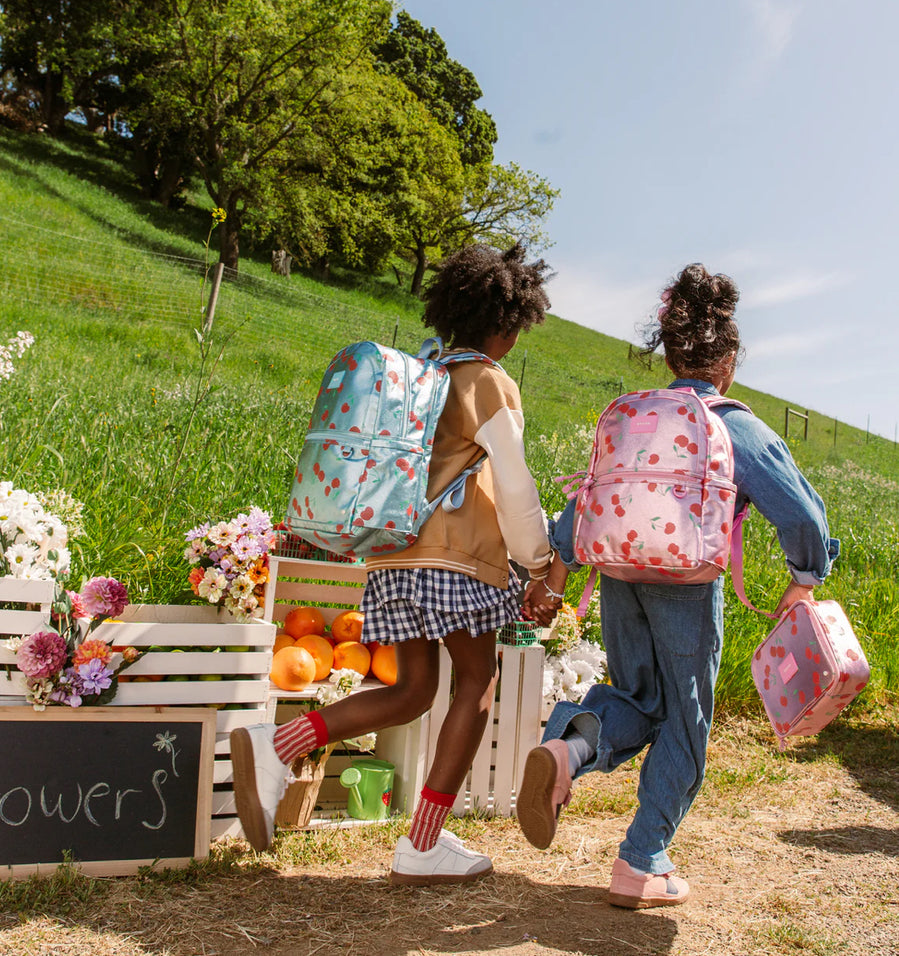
[519,263,839,909]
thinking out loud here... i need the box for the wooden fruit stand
[263,550,546,823]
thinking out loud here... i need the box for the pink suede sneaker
[607,857,690,909]
[516,739,572,849]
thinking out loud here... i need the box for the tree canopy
[0,3,556,285]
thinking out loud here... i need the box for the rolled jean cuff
[542,701,601,778]
[547,517,582,572]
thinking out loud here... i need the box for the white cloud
[548,266,662,343]
[745,0,801,63]
[741,326,842,361]
[740,270,853,309]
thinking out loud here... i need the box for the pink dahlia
[17,630,67,679]
[79,577,129,618]
[67,589,89,619]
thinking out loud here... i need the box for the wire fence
[1,214,894,457]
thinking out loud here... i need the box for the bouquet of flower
[0,482,72,581]
[184,508,277,620]
[542,637,607,719]
[6,576,141,710]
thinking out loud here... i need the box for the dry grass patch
[1,711,897,955]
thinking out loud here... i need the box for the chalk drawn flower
[153,731,180,776]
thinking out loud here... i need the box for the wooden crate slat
[0,577,55,603]
[492,647,525,816]
[0,608,48,634]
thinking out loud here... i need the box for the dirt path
[2,715,897,956]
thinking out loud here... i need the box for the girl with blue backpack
[519,262,839,909]
[231,243,553,883]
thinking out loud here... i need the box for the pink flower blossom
[67,589,89,619]
[79,576,128,618]
[17,629,67,679]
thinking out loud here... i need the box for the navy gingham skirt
[359,567,522,644]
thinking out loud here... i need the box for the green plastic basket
[498,620,542,646]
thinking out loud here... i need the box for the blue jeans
[545,507,723,873]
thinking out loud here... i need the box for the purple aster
[17,629,67,679]
[185,522,210,541]
[79,576,129,618]
[50,670,82,707]
[245,507,272,536]
[73,658,113,695]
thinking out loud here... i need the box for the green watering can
[339,758,395,820]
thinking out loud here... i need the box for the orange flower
[247,558,269,585]
[188,566,205,595]
[72,639,113,668]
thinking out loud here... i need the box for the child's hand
[524,580,562,626]
[775,580,816,617]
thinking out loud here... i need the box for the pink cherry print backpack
[285,338,495,559]
[568,388,750,585]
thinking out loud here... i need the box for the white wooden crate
[264,556,545,821]
[264,554,428,819]
[0,593,275,841]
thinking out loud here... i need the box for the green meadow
[1,127,896,712]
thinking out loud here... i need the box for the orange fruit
[270,645,317,691]
[333,640,371,678]
[294,634,334,681]
[370,643,397,686]
[284,605,326,640]
[330,609,364,643]
[273,632,296,655]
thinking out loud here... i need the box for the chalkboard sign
[0,706,216,878]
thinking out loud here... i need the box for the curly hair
[422,243,552,348]
[642,263,743,380]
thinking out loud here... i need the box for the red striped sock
[273,710,328,764]
[408,786,456,852]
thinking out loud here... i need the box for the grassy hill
[1,127,896,708]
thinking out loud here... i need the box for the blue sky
[400,1,897,440]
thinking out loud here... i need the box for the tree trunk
[40,72,69,135]
[154,157,186,208]
[271,249,292,276]
[410,243,428,296]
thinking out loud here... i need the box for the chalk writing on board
[0,714,209,867]
[1,742,177,828]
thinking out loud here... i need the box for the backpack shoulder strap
[703,395,752,414]
[415,338,499,370]
[730,507,778,620]
[437,349,500,370]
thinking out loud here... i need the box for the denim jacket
[551,379,839,585]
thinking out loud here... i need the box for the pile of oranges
[269,606,397,692]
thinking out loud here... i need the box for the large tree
[126,0,391,271]
[373,12,556,293]
[254,68,464,280]
[374,10,497,169]
[0,0,131,134]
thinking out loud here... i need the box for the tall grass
[1,127,896,710]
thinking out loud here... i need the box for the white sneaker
[390,829,493,885]
[230,723,291,852]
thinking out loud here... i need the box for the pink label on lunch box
[778,653,799,684]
